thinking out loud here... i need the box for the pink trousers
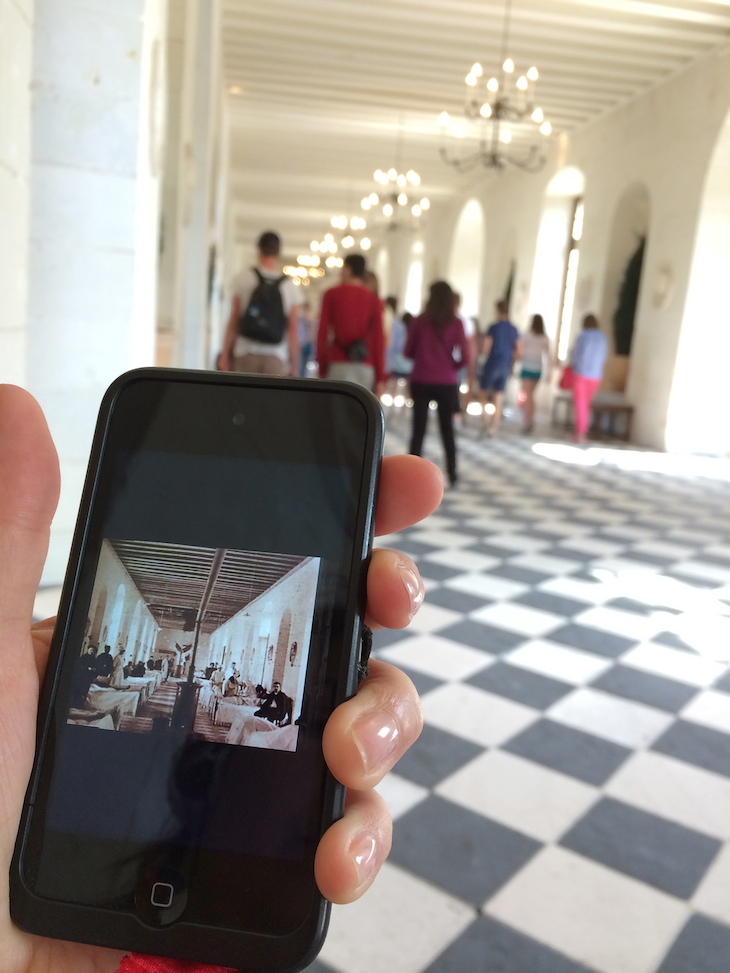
[572,375,601,437]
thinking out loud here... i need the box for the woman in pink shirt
[405,281,471,487]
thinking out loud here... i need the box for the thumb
[0,385,60,647]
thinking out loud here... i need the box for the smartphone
[11,368,384,971]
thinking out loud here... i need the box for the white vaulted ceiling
[221,0,730,258]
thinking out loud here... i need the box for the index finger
[374,455,443,537]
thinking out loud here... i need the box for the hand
[0,385,443,973]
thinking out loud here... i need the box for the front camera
[232,413,245,427]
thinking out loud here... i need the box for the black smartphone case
[11,368,384,972]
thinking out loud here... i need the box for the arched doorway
[600,182,650,393]
[447,199,485,319]
[529,167,586,356]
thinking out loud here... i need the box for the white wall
[0,0,33,386]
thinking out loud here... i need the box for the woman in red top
[405,281,471,487]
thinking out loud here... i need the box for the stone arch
[529,166,586,352]
[600,181,651,392]
[447,199,485,319]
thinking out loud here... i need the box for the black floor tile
[605,596,661,616]
[548,624,636,658]
[390,795,540,907]
[504,719,632,785]
[425,586,490,613]
[652,630,701,653]
[436,619,526,654]
[467,662,574,711]
[591,664,698,713]
[424,914,593,973]
[712,667,730,694]
[416,562,464,582]
[371,627,413,650]
[652,720,730,778]
[543,546,596,563]
[393,538,444,557]
[516,590,592,618]
[560,797,720,898]
[656,914,730,973]
[488,564,552,585]
[302,960,336,973]
[392,723,484,789]
[390,663,444,698]
[466,542,523,560]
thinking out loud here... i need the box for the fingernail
[352,712,400,775]
[350,832,378,888]
[397,555,424,620]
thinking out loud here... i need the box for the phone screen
[16,373,382,954]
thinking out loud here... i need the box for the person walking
[316,253,385,393]
[570,313,608,443]
[519,313,551,434]
[478,299,521,435]
[219,230,300,376]
[405,281,471,488]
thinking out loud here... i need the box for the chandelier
[439,0,552,173]
[361,118,430,231]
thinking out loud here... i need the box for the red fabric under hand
[117,954,238,973]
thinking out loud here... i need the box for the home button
[134,863,188,927]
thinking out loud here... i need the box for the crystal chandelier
[439,0,552,173]
[360,168,430,232]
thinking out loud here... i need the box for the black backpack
[238,268,288,344]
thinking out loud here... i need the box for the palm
[0,620,124,973]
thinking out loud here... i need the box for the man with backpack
[219,230,300,375]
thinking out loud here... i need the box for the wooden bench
[552,391,634,442]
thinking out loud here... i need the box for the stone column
[26,0,168,583]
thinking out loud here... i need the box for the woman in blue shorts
[519,314,550,434]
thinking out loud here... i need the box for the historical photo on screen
[68,539,320,752]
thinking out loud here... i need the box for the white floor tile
[589,557,663,579]
[681,689,730,734]
[506,640,612,684]
[672,560,730,584]
[573,605,662,642]
[321,862,474,973]
[547,688,674,748]
[692,843,730,926]
[375,772,429,822]
[422,548,500,572]
[485,846,689,973]
[471,602,564,637]
[445,573,529,601]
[630,541,698,560]
[406,602,463,634]
[605,750,730,840]
[421,684,539,748]
[438,749,598,843]
[378,635,492,682]
[538,575,616,605]
[508,552,584,576]
[407,528,481,549]
[463,516,525,533]
[621,643,726,688]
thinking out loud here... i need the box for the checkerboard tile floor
[307,415,730,973]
